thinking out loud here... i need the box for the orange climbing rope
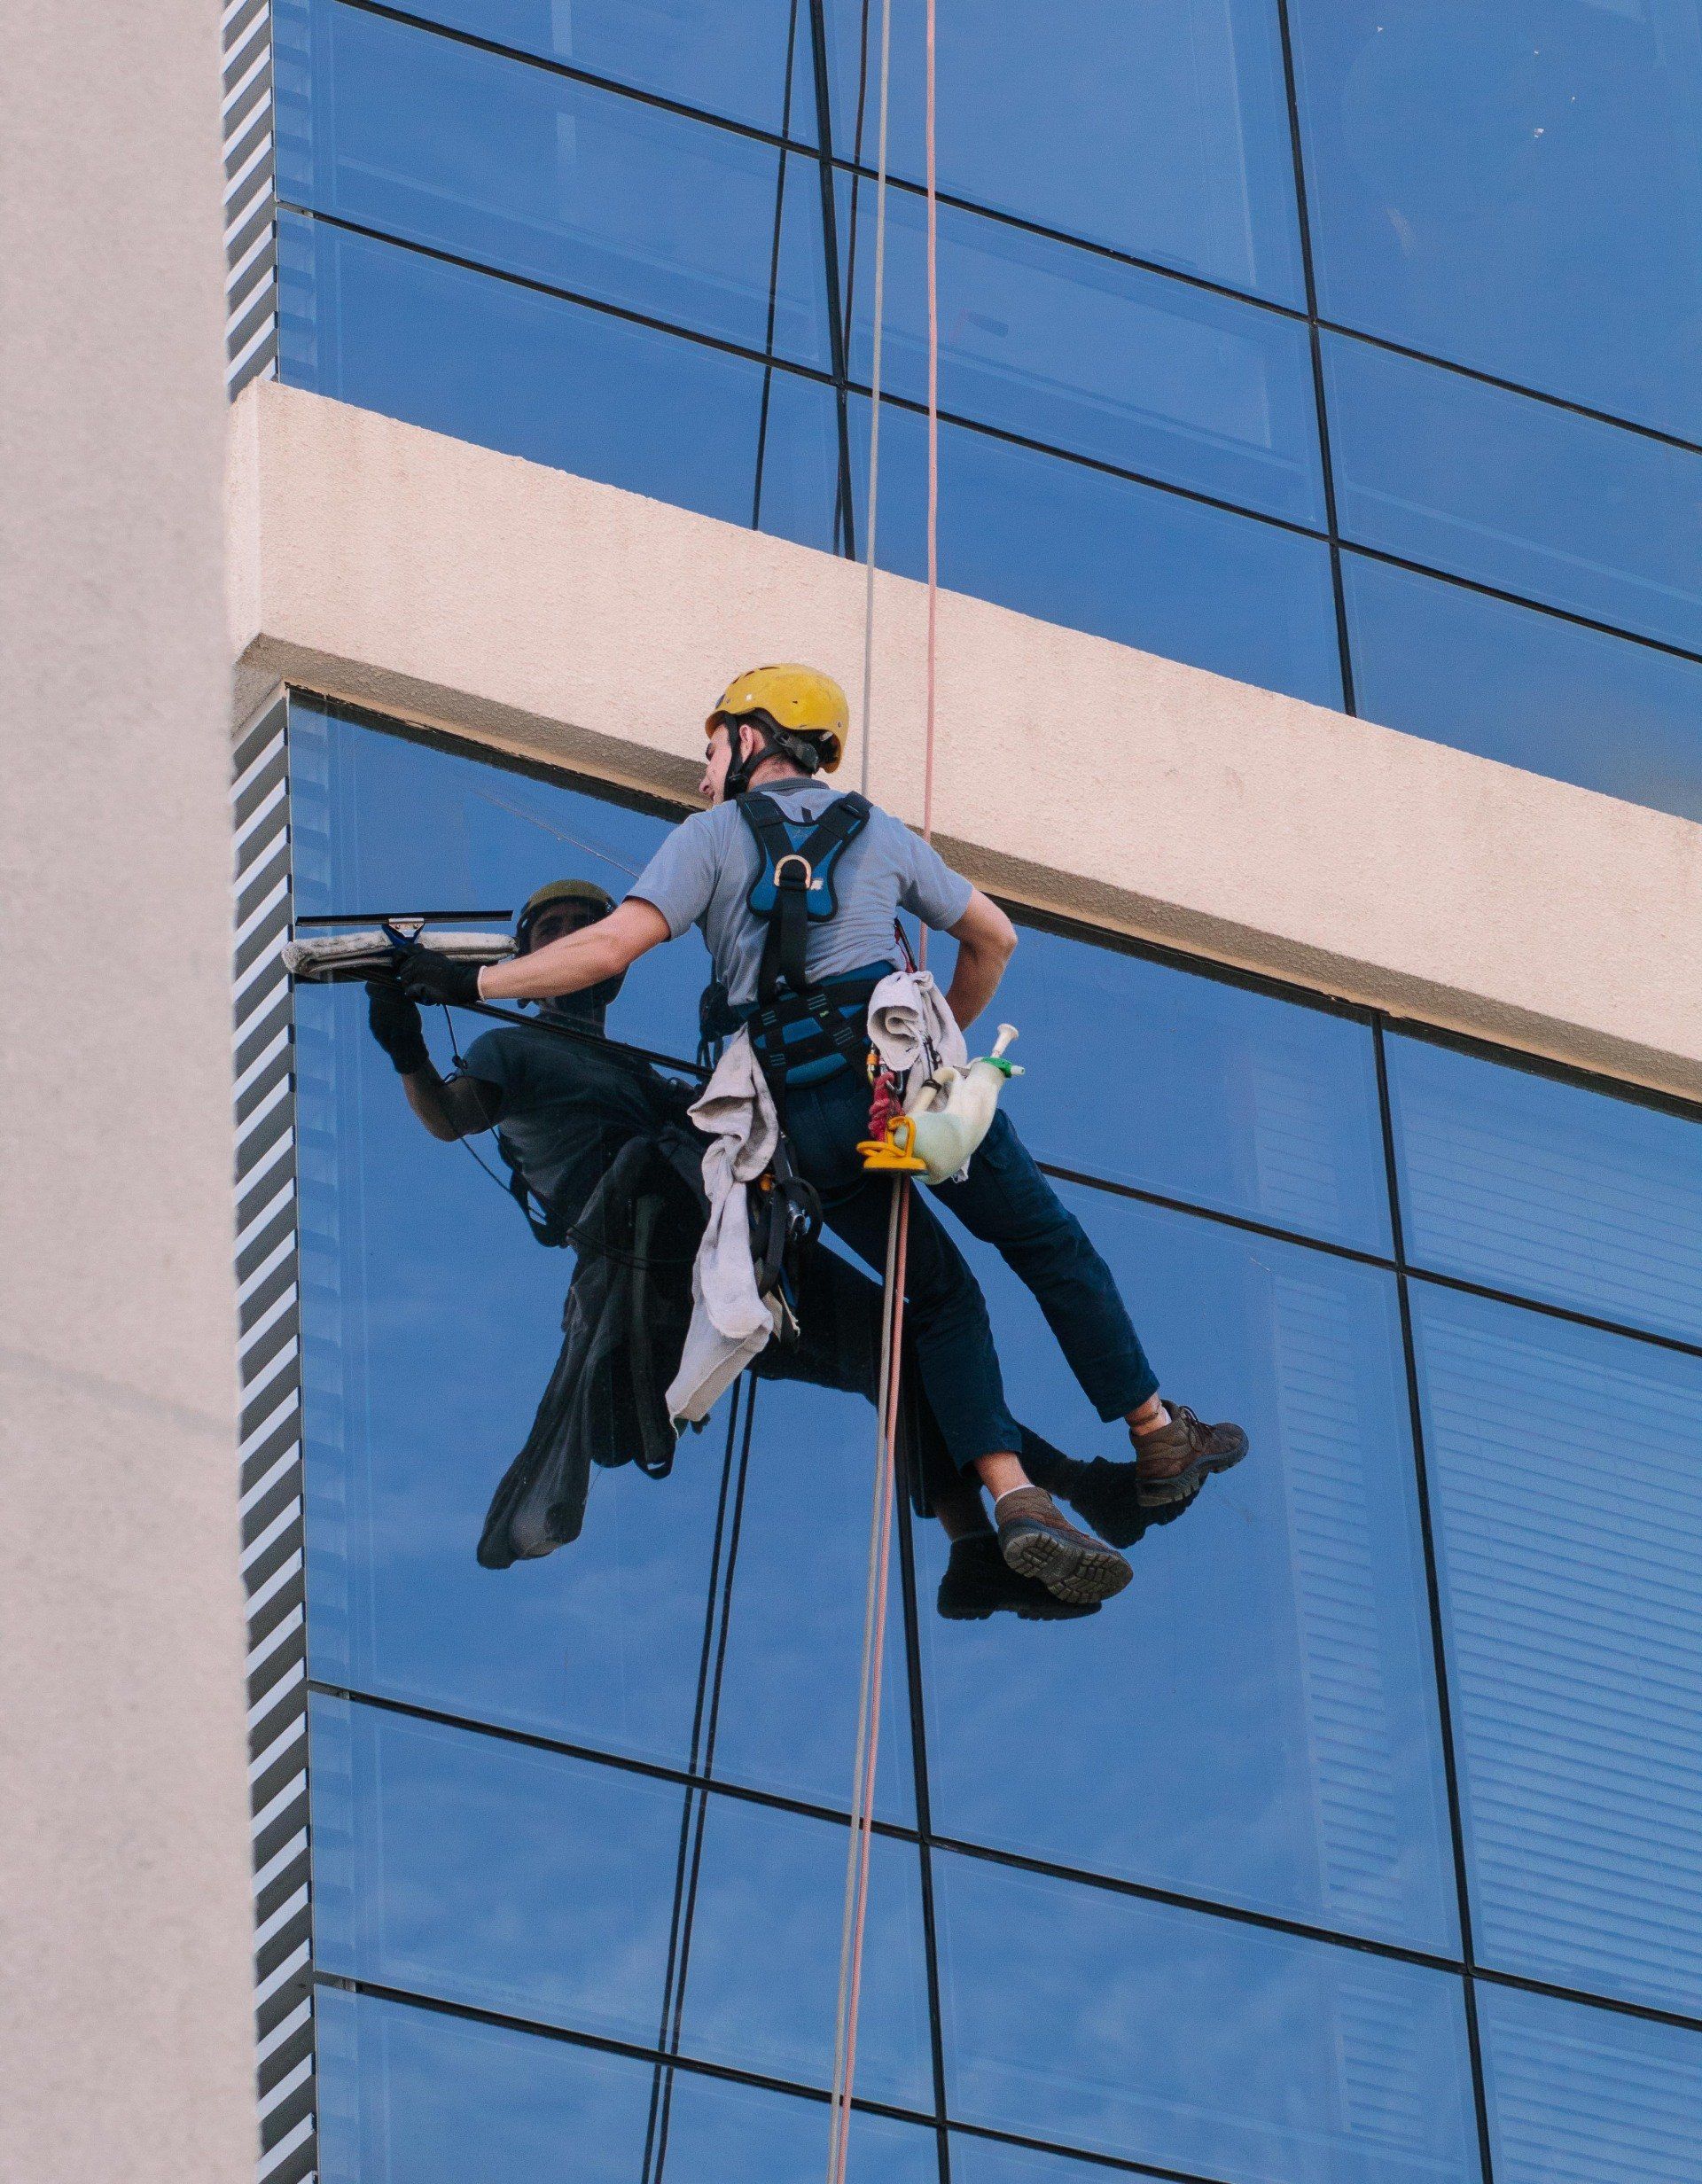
[826,2,941,2175]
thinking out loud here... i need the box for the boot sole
[1136,1443,1247,1508]
[1000,1525,1133,1604]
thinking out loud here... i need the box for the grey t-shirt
[628,778,974,1006]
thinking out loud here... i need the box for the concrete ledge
[229,380,1702,1100]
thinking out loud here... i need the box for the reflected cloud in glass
[316,1985,654,2183]
[917,1183,1458,1954]
[676,1794,934,2111]
[311,1698,686,2042]
[938,1850,1479,2183]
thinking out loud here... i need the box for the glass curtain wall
[293,698,1702,2183]
[271,0,1702,816]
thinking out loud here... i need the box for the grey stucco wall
[0,5,256,2179]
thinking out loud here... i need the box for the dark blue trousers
[782,1066,1159,1471]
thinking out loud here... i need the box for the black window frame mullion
[1272,0,1356,716]
[805,0,858,560]
[1371,1018,1499,2184]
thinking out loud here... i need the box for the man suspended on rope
[368,872,1081,1607]
[394,667,1248,1609]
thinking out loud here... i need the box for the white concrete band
[230,380,1702,1100]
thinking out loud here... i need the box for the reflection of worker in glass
[367,878,664,1224]
[370,877,1131,1616]
[394,670,1247,1611]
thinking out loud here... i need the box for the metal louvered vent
[234,692,316,2183]
[224,0,277,394]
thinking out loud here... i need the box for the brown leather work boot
[1130,1403,1249,1507]
[995,1487,1133,1605]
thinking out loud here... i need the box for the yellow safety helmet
[707,663,847,776]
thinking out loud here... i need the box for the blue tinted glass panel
[310,1698,686,2040]
[1344,554,1702,823]
[660,2071,939,2181]
[938,1853,1480,2181]
[278,214,765,520]
[1289,1,1702,440]
[676,1795,933,2110]
[1478,1982,1702,2184]
[845,192,1324,525]
[918,1185,1457,1954]
[385,0,805,138]
[997,927,1389,1252]
[277,2,826,367]
[833,394,1345,706]
[1324,333,1702,653]
[821,0,1305,304]
[755,364,842,552]
[1412,1285,1702,2012]
[951,2141,1146,2184]
[707,1376,917,1824]
[1387,1034,1702,1345]
[292,706,728,1768]
[316,1986,653,2184]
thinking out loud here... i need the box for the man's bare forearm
[943,938,1011,1033]
[480,899,668,1002]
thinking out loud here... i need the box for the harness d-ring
[772,851,816,892]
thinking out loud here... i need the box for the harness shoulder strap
[740,791,873,999]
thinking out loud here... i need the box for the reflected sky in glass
[938,1850,1480,2181]
[1324,332,1702,655]
[1413,1285,1702,2014]
[311,1697,687,2041]
[995,927,1390,1252]
[833,392,1346,707]
[820,0,1306,305]
[1477,1981,1702,2184]
[278,214,769,522]
[707,1374,918,1826]
[1387,1034,1702,1346]
[676,1793,934,2110]
[381,0,808,140]
[1289,0,1702,440]
[1344,553,1702,823]
[844,186,1324,526]
[277,0,829,370]
[916,1182,1457,1954]
[316,1985,654,2183]
[660,2068,939,2182]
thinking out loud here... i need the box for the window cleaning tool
[858,1024,1022,1184]
[281,918,514,982]
[282,919,708,1080]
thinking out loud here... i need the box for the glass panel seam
[1271,0,1357,713]
[750,0,805,533]
[323,0,1702,461]
[646,1388,760,2183]
[1372,1021,1499,2184]
[894,1390,957,2180]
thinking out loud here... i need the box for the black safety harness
[736,788,881,1095]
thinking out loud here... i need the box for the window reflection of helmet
[515,878,624,1008]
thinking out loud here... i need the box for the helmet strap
[722,711,821,800]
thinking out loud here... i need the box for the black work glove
[392,943,484,1009]
[365,979,430,1074]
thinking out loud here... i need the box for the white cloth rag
[866,968,968,1082]
[667,1030,785,1424]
